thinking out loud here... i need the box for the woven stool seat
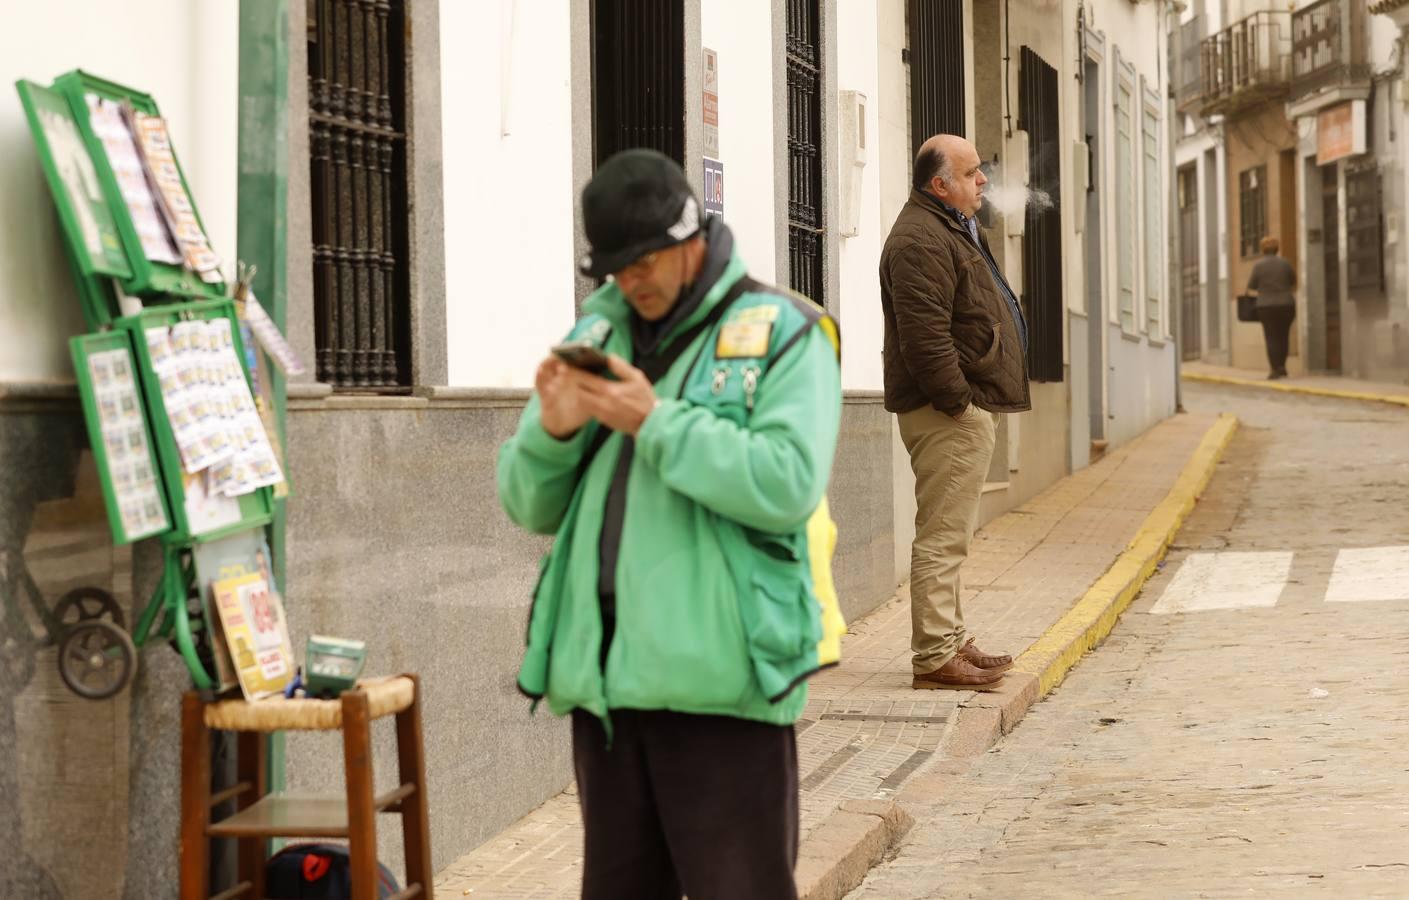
[182,673,432,898]
[202,675,414,732]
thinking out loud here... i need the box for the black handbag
[1236,294,1259,323]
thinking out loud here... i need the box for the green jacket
[498,248,842,727]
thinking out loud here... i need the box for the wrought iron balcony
[1198,11,1293,118]
[1291,0,1371,101]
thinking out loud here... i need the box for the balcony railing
[1291,0,1371,100]
[1198,10,1293,118]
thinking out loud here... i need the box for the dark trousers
[572,709,799,900]
[1260,305,1295,375]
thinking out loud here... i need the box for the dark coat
[1247,253,1296,311]
[879,189,1031,416]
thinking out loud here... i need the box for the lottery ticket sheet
[130,110,222,283]
[144,319,285,495]
[87,347,169,540]
[84,94,182,266]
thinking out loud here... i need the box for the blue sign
[703,157,724,218]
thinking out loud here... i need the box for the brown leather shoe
[912,654,1004,691]
[959,638,1013,673]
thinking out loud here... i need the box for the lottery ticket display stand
[17,70,288,700]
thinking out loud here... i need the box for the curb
[1182,372,1409,409]
[944,412,1239,752]
[792,413,1240,897]
[796,800,915,900]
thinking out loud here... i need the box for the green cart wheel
[54,586,126,631]
[58,620,136,700]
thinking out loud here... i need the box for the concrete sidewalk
[434,411,1235,899]
[1182,361,1409,407]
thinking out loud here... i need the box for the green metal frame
[118,298,274,544]
[68,329,174,545]
[130,540,215,690]
[238,0,291,793]
[14,78,133,282]
[49,70,227,302]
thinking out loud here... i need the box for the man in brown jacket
[880,133,1032,691]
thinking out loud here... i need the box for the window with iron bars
[786,0,825,306]
[1018,46,1063,383]
[1346,165,1383,294]
[308,0,411,390]
[591,0,685,167]
[1238,165,1267,259]
[908,0,966,153]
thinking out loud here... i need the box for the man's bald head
[913,134,967,190]
[913,134,986,217]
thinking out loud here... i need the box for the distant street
[849,382,1409,898]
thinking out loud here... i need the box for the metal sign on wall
[1317,101,1366,166]
[703,48,719,158]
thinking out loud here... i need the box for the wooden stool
[180,674,433,900]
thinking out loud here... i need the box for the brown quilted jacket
[879,189,1032,416]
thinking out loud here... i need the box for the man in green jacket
[497,149,841,900]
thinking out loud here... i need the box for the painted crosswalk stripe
[1149,551,1294,615]
[1325,546,1409,603]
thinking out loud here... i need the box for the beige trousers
[897,403,998,674]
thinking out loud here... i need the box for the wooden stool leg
[235,731,268,898]
[180,691,211,900]
[343,689,378,900]
[395,674,433,897]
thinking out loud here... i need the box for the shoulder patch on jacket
[569,314,613,347]
[738,283,841,362]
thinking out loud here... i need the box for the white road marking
[1325,546,1409,603]
[1149,551,1294,615]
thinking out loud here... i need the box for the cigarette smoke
[980,163,1056,220]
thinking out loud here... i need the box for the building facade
[1177,0,1409,383]
[1,1,1176,895]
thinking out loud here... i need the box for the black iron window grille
[1346,164,1384,294]
[591,0,685,166]
[1017,46,1063,383]
[786,0,825,306]
[907,0,966,153]
[1238,165,1266,259]
[308,0,410,389]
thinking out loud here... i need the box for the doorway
[1177,164,1200,361]
[1321,168,1342,371]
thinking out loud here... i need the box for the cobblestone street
[849,382,1409,898]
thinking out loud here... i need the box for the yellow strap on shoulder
[807,495,845,667]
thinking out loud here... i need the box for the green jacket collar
[583,248,749,351]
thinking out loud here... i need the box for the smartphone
[551,340,611,375]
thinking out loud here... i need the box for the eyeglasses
[609,251,661,282]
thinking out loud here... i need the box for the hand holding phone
[551,340,611,375]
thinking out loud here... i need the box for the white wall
[835,1,885,392]
[702,0,779,285]
[0,0,238,382]
[440,0,577,388]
